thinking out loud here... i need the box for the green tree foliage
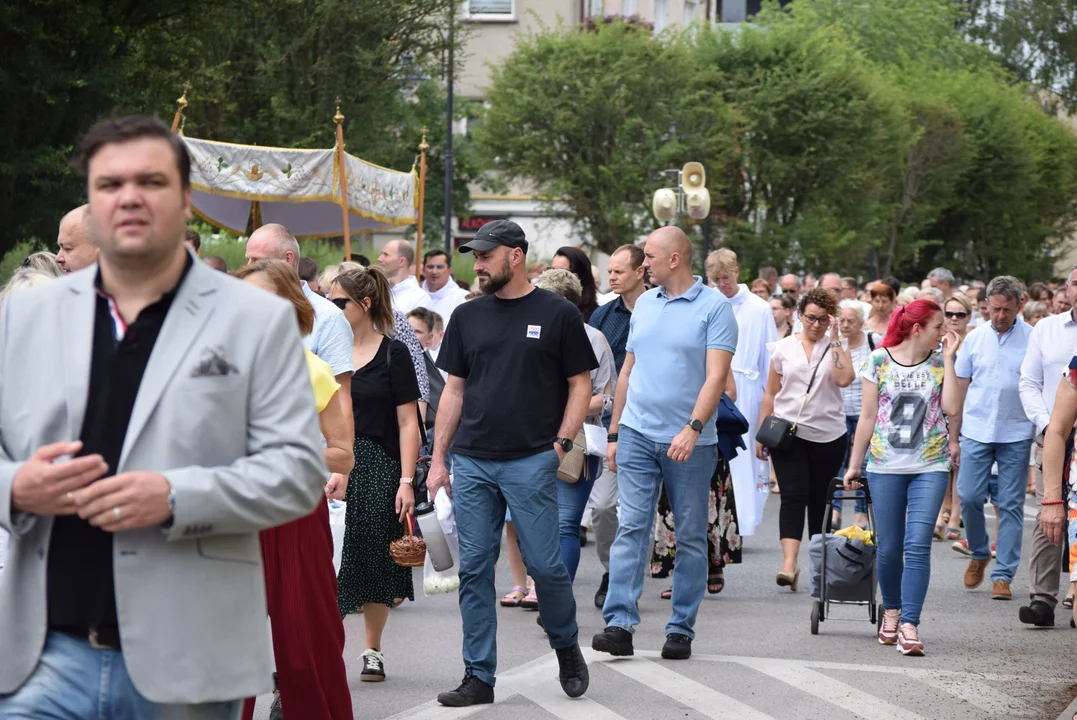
[1,0,471,257]
[474,21,736,255]
[479,0,1077,281]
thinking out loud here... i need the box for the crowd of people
[0,112,1073,719]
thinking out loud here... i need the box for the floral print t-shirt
[863,348,950,474]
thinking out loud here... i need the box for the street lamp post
[444,2,455,253]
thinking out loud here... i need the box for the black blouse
[351,336,421,458]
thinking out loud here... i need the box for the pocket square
[191,346,240,378]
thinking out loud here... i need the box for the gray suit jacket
[0,257,327,702]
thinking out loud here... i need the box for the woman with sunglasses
[933,295,974,541]
[757,288,856,590]
[328,267,422,683]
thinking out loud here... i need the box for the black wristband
[607,432,619,443]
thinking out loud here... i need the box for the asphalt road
[253,492,1076,720]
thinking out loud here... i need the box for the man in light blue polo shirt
[593,227,736,662]
[953,275,1034,600]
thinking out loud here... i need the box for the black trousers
[771,434,848,541]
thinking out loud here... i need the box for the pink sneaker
[897,623,924,656]
[878,608,899,645]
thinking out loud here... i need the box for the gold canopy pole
[415,128,429,271]
[170,83,190,133]
[334,99,352,260]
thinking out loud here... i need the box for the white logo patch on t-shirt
[526,325,541,339]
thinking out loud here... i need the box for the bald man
[596,227,737,661]
[779,273,800,301]
[246,224,355,455]
[378,239,430,314]
[820,272,842,293]
[56,205,100,273]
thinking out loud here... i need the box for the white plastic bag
[424,488,460,595]
[329,500,346,574]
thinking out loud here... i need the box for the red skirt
[242,501,353,720]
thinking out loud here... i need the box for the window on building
[623,0,638,14]
[684,0,699,22]
[588,0,604,16]
[654,0,669,29]
[466,0,514,20]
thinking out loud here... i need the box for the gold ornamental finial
[176,82,190,110]
[419,127,429,153]
[333,98,344,125]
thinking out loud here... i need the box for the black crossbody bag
[756,348,829,451]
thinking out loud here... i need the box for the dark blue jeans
[833,415,868,516]
[557,455,602,582]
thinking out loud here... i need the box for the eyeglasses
[944,311,969,319]
[330,297,352,310]
[801,314,829,326]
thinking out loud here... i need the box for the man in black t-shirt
[430,220,597,707]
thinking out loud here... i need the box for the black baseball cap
[459,219,528,254]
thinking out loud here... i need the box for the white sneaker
[360,648,386,682]
[897,624,924,656]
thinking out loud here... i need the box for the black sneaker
[359,649,386,682]
[437,675,495,707]
[661,633,692,660]
[555,642,590,698]
[592,625,634,656]
[1018,600,1055,627]
[594,572,609,609]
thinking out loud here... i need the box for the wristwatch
[400,477,413,485]
[828,341,843,349]
[555,437,574,453]
[688,419,704,433]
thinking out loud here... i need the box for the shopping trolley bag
[808,532,876,602]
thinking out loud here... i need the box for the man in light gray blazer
[0,115,327,718]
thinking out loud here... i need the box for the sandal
[933,524,945,540]
[660,586,673,600]
[944,528,961,541]
[520,586,539,610]
[708,571,725,595]
[500,585,527,607]
[1063,596,1074,610]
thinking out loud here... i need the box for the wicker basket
[389,514,426,568]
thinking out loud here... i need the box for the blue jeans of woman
[558,455,602,581]
[867,470,949,626]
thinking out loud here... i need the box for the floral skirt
[651,454,741,578]
[1068,488,1077,583]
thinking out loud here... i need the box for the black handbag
[756,347,829,451]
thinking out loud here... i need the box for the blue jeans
[0,632,240,719]
[558,455,602,582]
[603,425,718,638]
[956,437,1030,582]
[834,415,868,515]
[868,471,949,626]
[453,450,577,686]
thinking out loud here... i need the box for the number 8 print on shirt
[864,349,951,473]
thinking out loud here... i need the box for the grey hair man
[56,205,100,273]
[378,239,431,314]
[928,267,956,299]
[952,275,1034,601]
[779,273,801,300]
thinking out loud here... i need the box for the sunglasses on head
[944,311,969,319]
[330,297,352,310]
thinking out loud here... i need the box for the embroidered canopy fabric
[183,137,418,237]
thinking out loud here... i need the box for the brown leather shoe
[991,579,1012,600]
[964,559,990,589]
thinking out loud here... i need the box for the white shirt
[1019,310,1077,434]
[390,275,431,315]
[302,282,354,376]
[598,291,617,306]
[422,279,468,325]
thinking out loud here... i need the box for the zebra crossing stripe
[734,657,930,720]
[587,649,777,720]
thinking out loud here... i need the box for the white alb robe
[726,284,779,535]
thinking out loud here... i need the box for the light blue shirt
[620,277,738,445]
[954,317,1034,443]
[302,282,354,377]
